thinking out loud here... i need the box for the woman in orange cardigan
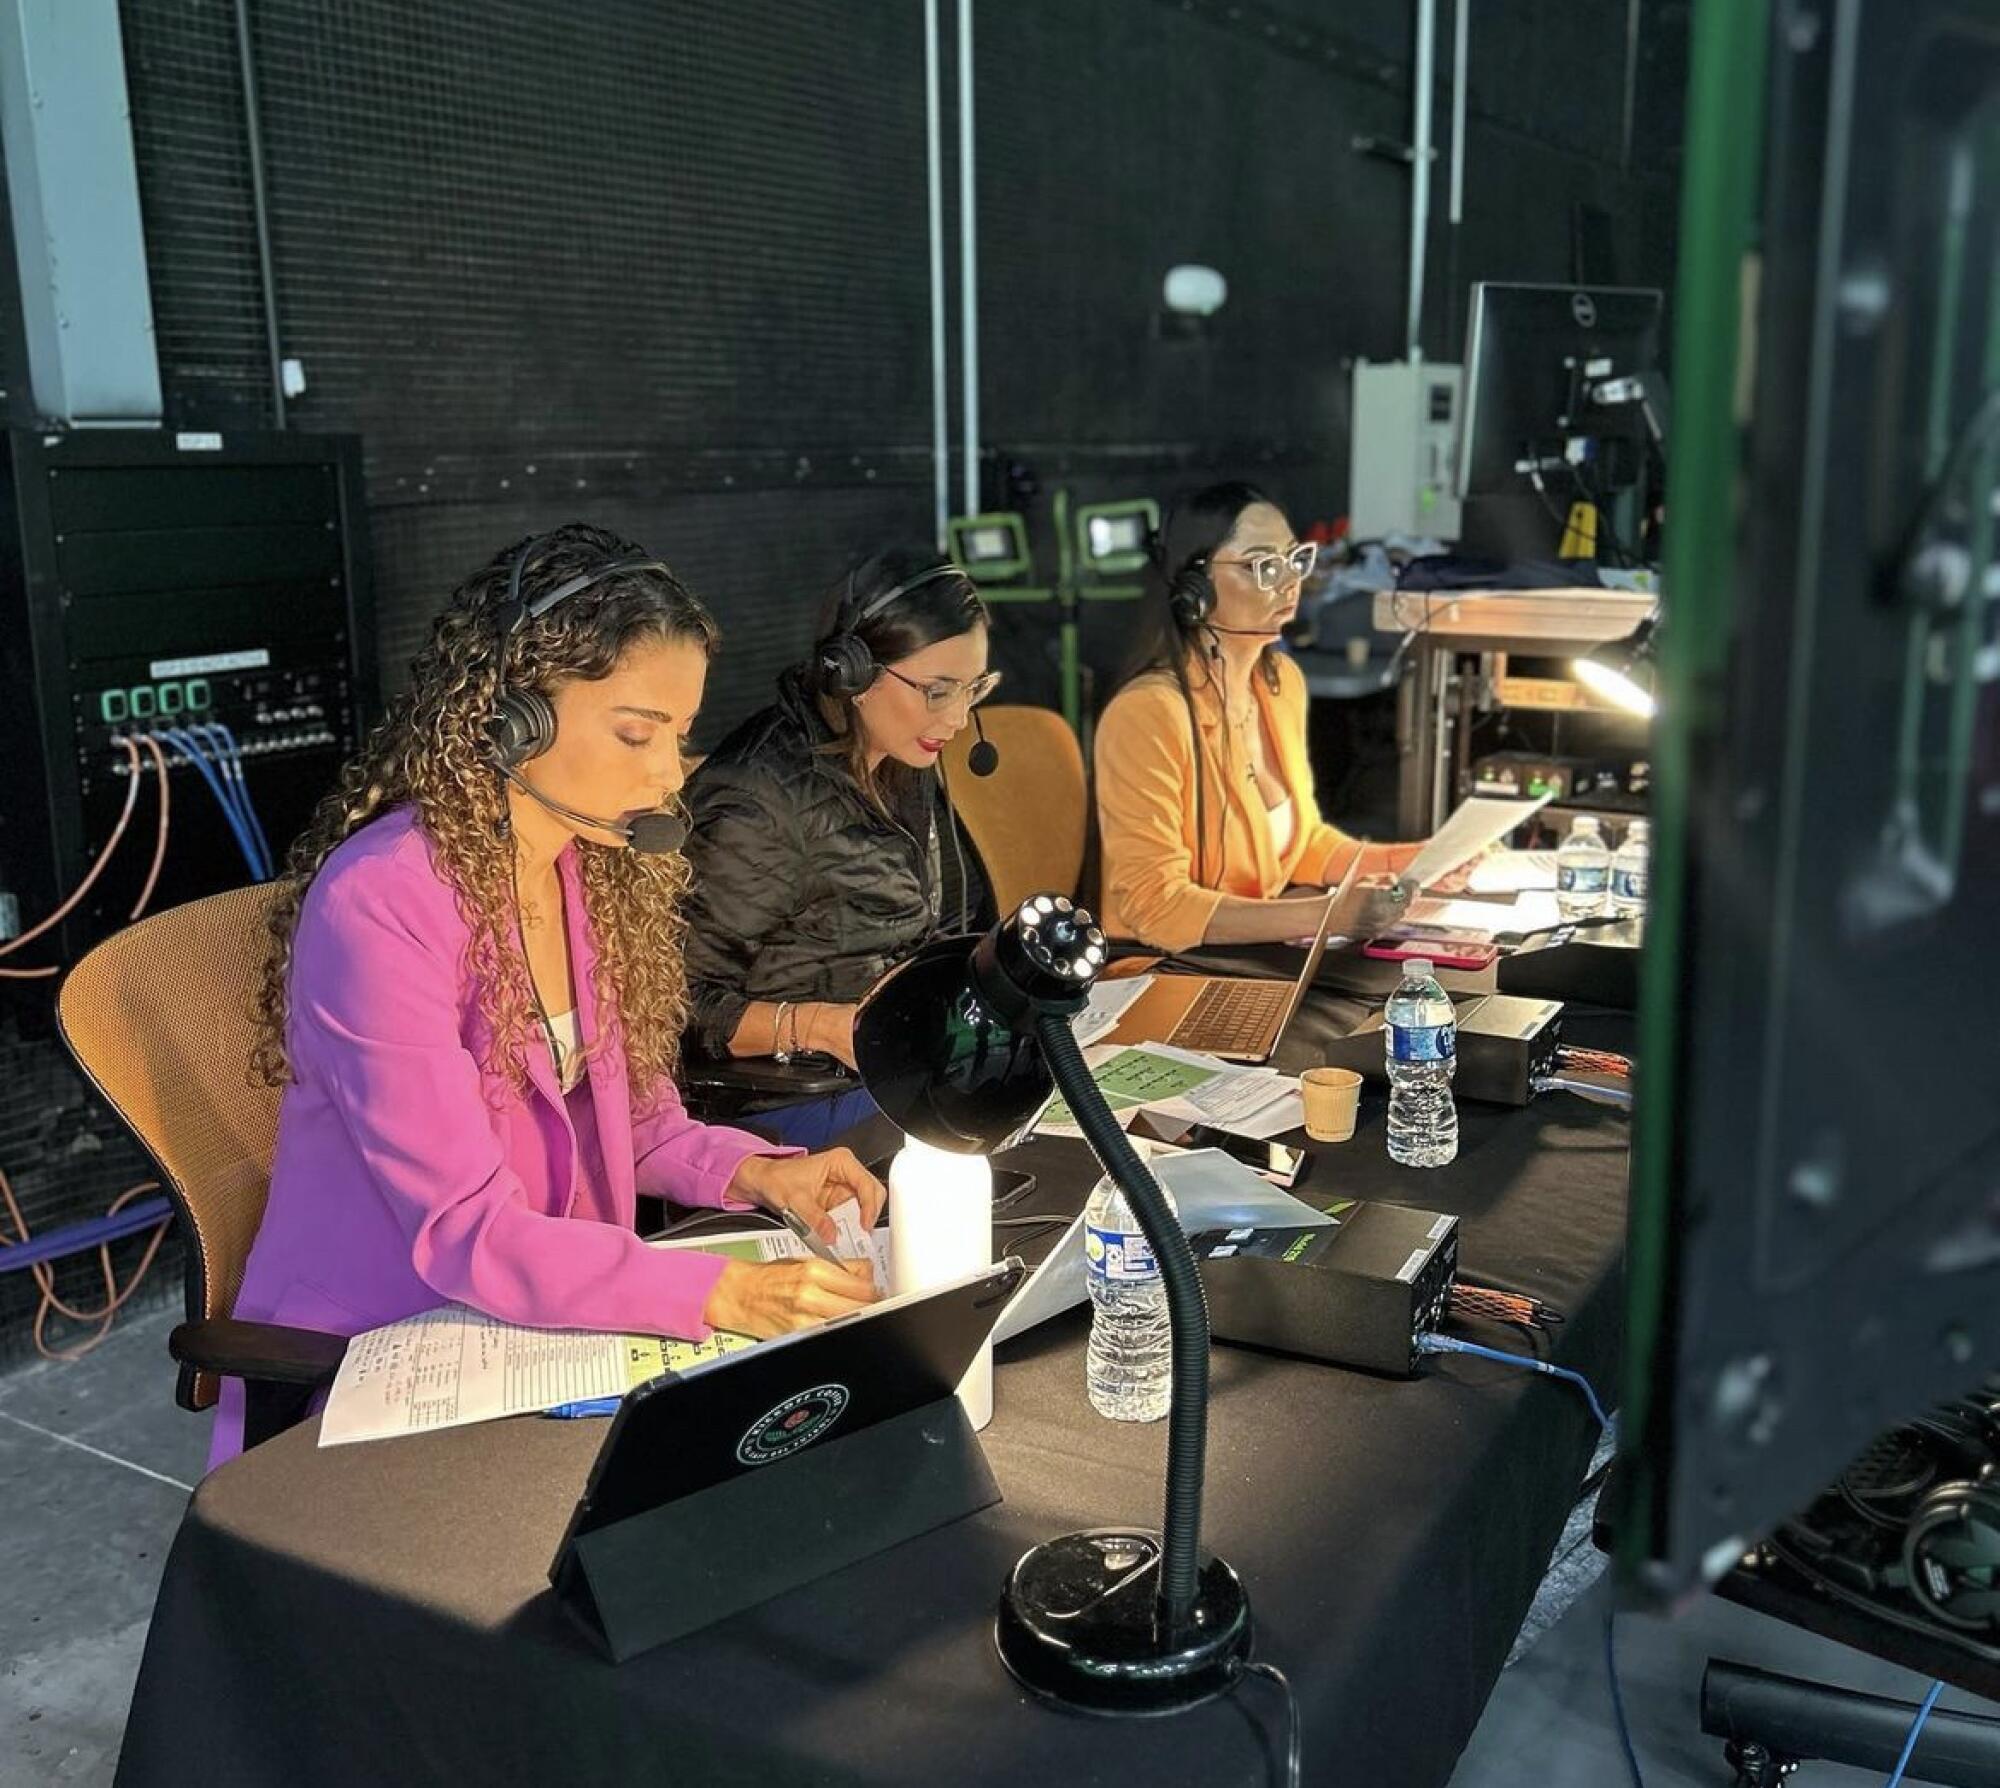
[1095,483,1425,951]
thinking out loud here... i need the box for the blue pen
[544,1397,623,1419]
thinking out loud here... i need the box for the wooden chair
[57,886,343,1445]
[940,704,1089,913]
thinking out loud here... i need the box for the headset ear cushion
[1168,565,1214,629]
[486,689,557,766]
[1902,1479,2000,1630]
[814,632,879,699]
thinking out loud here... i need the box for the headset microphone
[967,708,999,777]
[502,766,689,854]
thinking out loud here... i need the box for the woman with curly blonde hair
[217,523,882,1465]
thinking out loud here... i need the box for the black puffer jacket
[682,669,944,1060]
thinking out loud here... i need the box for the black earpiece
[813,562,969,700]
[487,533,671,768]
[1167,557,1216,631]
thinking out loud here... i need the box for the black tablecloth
[116,1012,1631,1788]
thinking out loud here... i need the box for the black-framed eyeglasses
[881,667,1004,712]
[1208,542,1319,593]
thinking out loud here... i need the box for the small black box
[1191,1201,1460,1377]
[1319,992,1563,1105]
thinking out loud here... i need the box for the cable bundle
[1449,1280,1566,1332]
[0,736,173,980]
[1554,1045,1632,1078]
[158,722,274,881]
[0,1164,169,1361]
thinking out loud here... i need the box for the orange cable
[0,1162,169,1363]
[0,736,145,963]
[129,734,172,920]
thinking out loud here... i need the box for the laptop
[1103,851,1370,1062]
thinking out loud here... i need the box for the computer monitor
[1454,282,1664,559]
[1613,0,2000,1603]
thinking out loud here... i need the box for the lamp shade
[1572,614,1659,718]
[854,899,1104,1156]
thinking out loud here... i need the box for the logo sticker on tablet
[735,1384,851,1465]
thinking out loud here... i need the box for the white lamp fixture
[887,1134,995,1429]
[1162,264,1228,319]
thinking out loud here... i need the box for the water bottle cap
[1573,815,1602,835]
[1403,958,1435,980]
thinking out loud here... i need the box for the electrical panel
[1347,359,1464,542]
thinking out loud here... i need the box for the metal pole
[1406,0,1436,359]
[1449,0,1467,226]
[957,0,979,514]
[1622,0,1641,174]
[232,0,286,428]
[924,0,949,547]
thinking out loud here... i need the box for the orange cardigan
[1094,653,1421,950]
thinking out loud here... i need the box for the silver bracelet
[771,1000,794,1064]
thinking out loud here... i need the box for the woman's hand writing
[701,1257,878,1337]
[727,1146,888,1242]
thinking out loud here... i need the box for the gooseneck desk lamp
[854,894,1252,1715]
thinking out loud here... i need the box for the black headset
[812,561,968,699]
[485,534,673,768]
[1775,1382,2000,1643]
[1167,554,1216,631]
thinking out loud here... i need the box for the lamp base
[993,1528,1251,1717]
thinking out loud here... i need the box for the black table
[116,1011,1631,1788]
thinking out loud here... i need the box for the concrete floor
[0,1303,1989,1786]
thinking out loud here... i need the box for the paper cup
[1301,1067,1364,1143]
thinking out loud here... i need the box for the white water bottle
[1611,819,1650,918]
[1385,958,1459,1168]
[1556,815,1612,920]
[1083,1152,1176,1423]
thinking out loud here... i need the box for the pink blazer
[213,807,785,1466]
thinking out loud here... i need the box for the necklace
[510,855,575,1084]
[1223,692,1259,786]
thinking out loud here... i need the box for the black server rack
[0,428,376,964]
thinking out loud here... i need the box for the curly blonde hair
[251,523,719,1102]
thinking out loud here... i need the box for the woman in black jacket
[681,547,996,1145]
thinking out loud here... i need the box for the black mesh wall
[114,0,1685,741]
[119,0,942,733]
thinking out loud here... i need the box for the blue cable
[1414,1331,1613,1431]
[158,726,257,875]
[158,727,264,879]
[1416,1332,1635,1779]
[1885,1679,1945,1788]
[201,722,272,879]
[200,721,273,878]
[1603,1609,1646,1788]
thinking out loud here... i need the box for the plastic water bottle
[1611,819,1650,918]
[1083,1152,1176,1422]
[1556,815,1612,920]
[1385,958,1459,1168]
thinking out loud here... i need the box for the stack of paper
[1033,1042,1302,1142]
[317,1203,886,1448]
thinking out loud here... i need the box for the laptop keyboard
[1166,979,1288,1058]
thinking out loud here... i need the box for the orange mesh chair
[939,705,1088,914]
[57,886,343,1446]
